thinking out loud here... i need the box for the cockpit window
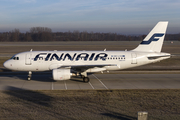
[10,55,15,59]
[11,56,19,60]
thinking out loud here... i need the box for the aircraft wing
[62,64,117,72]
[50,64,117,72]
[61,64,116,68]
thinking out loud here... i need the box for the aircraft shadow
[1,72,93,83]
[70,76,85,83]
[0,71,53,82]
[69,72,95,82]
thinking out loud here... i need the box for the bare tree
[30,27,52,41]
[10,28,20,42]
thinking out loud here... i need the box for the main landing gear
[83,77,90,83]
[27,71,90,82]
[28,71,32,81]
[80,72,90,83]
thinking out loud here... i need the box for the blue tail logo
[140,33,164,45]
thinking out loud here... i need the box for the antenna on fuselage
[30,49,33,52]
[104,48,106,51]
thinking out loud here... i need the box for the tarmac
[0,72,180,90]
[1,41,180,91]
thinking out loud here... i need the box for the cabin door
[25,54,32,65]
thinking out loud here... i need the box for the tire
[83,77,90,83]
[28,77,31,81]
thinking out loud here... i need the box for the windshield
[10,56,19,60]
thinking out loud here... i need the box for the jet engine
[52,69,72,80]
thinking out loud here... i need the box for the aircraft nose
[3,60,11,69]
[3,61,8,68]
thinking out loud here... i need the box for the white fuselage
[3,50,170,72]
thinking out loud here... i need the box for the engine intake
[52,69,72,80]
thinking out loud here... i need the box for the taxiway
[0,72,180,90]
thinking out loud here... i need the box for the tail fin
[132,21,168,52]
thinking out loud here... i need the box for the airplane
[3,21,170,83]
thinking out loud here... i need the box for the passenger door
[25,54,32,65]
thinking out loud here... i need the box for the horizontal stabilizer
[147,55,171,60]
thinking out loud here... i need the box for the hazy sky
[0,0,180,34]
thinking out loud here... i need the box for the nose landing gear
[28,71,32,81]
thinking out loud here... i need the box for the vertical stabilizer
[132,21,168,52]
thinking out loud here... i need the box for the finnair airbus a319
[3,21,170,82]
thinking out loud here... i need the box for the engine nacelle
[52,69,72,80]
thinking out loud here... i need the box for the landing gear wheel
[28,77,31,81]
[27,71,32,81]
[83,77,90,83]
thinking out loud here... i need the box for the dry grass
[0,89,180,120]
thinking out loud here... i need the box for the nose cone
[3,60,11,70]
[3,61,8,68]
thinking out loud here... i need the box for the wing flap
[61,64,117,68]
[49,64,117,72]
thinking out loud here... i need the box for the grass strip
[0,89,179,120]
